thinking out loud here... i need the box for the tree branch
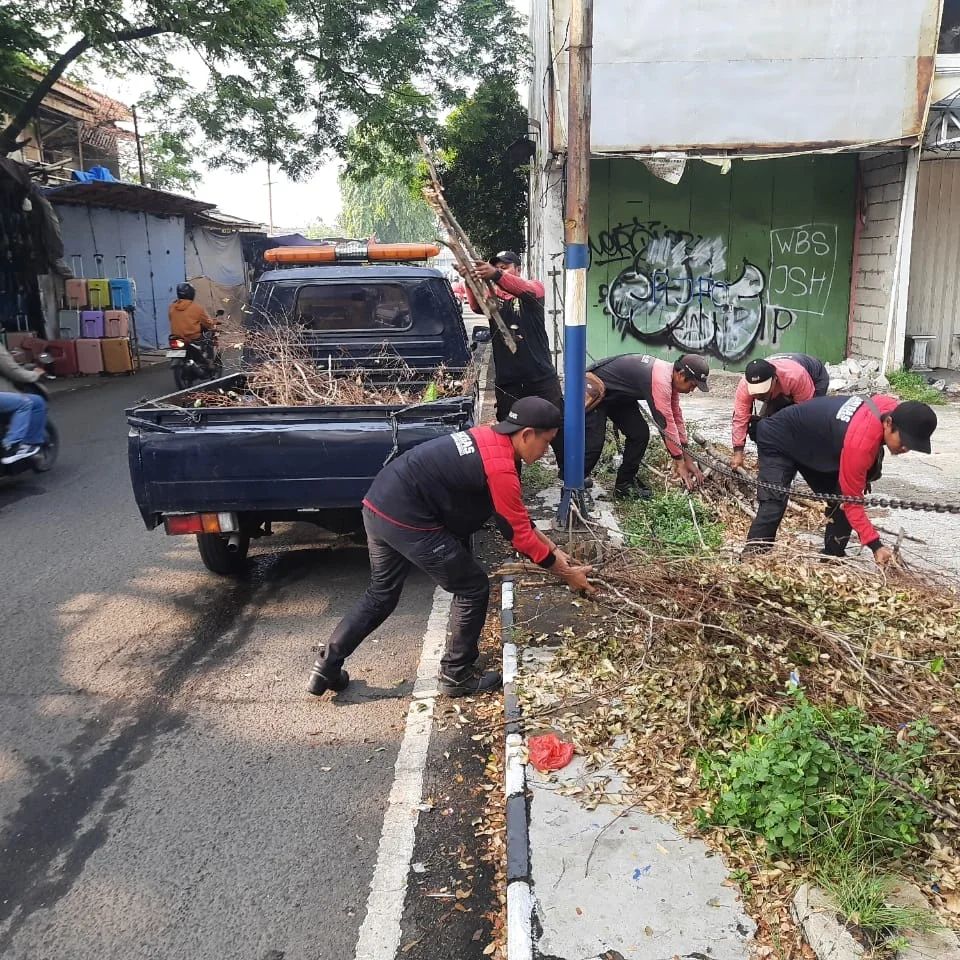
[1,24,170,157]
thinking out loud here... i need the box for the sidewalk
[44,351,168,397]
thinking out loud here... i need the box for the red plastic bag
[527,733,575,772]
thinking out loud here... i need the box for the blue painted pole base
[557,485,587,526]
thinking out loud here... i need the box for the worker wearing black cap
[583,353,710,497]
[306,397,593,699]
[730,353,830,469]
[457,251,565,470]
[744,395,937,564]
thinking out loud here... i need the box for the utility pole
[557,0,593,526]
[266,161,275,234]
[131,106,147,186]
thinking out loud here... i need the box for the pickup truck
[126,263,488,575]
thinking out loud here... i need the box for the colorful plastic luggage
[66,255,88,307]
[104,309,129,338]
[87,280,110,309]
[57,309,81,339]
[81,310,104,338]
[4,332,34,358]
[65,278,88,308]
[76,338,104,374]
[109,256,136,309]
[47,340,79,377]
[86,254,110,309]
[101,337,134,374]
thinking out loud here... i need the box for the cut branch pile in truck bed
[178,321,479,408]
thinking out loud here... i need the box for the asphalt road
[0,366,489,960]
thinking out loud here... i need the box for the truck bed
[127,372,476,529]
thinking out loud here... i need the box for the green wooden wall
[587,156,856,370]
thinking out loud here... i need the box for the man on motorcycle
[169,282,218,344]
[0,341,47,464]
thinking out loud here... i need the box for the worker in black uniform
[744,395,937,562]
[584,353,710,497]
[458,251,565,471]
[306,397,594,700]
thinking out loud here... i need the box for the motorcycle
[167,310,225,391]
[0,351,59,478]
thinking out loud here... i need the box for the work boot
[613,479,653,501]
[438,667,502,698]
[306,660,350,697]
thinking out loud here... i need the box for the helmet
[489,250,521,267]
[176,282,196,300]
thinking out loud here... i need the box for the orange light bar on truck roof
[264,242,441,265]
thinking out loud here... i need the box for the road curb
[501,577,535,960]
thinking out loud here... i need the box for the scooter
[0,351,59,478]
[167,310,225,391]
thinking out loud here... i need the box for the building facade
[528,0,944,372]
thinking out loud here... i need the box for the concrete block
[869,200,902,222]
[887,881,960,960]
[792,883,865,960]
[857,254,881,272]
[860,219,897,240]
[853,287,889,309]
[882,181,904,202]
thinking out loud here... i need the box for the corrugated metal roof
[46,181,215,217]
[193,208,266,232]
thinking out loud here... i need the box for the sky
[91,64,344,235]
[88,0,530,234]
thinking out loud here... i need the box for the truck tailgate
[127,396,475,527]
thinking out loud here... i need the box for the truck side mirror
[472,326,491,344]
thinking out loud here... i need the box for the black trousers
[495,374,564,469]
[322,508,490,680]
[745,443,852,556]
[584,397,651,488]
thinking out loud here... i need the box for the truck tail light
[164,513,238,535]
[263,242,440,265]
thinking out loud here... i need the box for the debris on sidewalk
[527,733,574,772]
[508,436,960,959]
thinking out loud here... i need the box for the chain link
[685,446,960,515]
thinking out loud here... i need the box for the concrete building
[527,0,944,373]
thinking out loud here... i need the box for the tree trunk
[0,25,168,158]
[0,37,92,157]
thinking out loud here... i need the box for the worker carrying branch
[457,252,565,472]
[306,397,593,700]
[583,353,710,498]
[730,353,830,469]
[743,395,938,565]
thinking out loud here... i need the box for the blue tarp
[71,166,119,183]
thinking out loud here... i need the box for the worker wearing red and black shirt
[306,397,593,699]
[744,395,937,564]
[584,353,710,498]
[459,252,565,471]
[730,353,830,469]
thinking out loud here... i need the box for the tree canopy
[424,76,529,258]
[120,131,201,193]
[339,161,437,243]
[0,0,526,173]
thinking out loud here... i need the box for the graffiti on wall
[592,218,804,362]
[768,223,838,317]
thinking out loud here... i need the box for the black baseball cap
[492,396,563,435]
[745,358,777,396]
[891,401,937,454]
[677,354,710,392]
[489,250,521,267]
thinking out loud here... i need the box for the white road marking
[353,586,452,960]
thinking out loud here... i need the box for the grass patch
[887,368,947,405]
[818,855,939,943]
[619,490,724,555]
[701,691,940,950]
[520,460,554,494]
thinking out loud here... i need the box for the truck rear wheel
[196,533,250,575]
